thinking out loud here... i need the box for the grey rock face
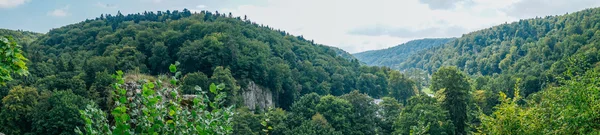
[242,81,273,111]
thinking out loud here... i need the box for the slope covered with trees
[353,38,454,69]
[394,7,600,134]
[4,6,600,135]
[402,8,600,92]
[0,9,420,135]
[21,9,412,109]
[0,29,42,45]
[330,46,357,61]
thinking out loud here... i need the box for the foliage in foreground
[0,36,29,85]
[479,66,600,134]
[76,64,234,134]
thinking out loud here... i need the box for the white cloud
[419,0,471,10]
[47,5,70,17]
[503,0,600,18]
[0,0,30,8]
[196,4,207,9]
[220,0,598,53]
[96,2,117,8]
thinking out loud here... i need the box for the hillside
[331,46,357,61]
[0,29,42,45]
[397,8,600,96]
[0,9,423,135]
[3,5,600,135]
[353,38,454,69]
[19,10,414,110]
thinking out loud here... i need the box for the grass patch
[421,87,434,95]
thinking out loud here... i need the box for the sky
[1,0,600,53]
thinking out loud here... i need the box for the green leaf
[216,83,225,90]
[120,97,127,103]
[175,71,182,78]
[169,110,175,116]
[194,86,202,91]
[148,83,155,89]
[170,78,177,85]
[210,83,217,94]
[193,97,200,105]
[169,64,177,73]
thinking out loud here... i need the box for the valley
[1,4,600,135]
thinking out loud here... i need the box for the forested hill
[0,29,42,45]
[401,8,600,77]
[17,9,412,110]
[353,38,454,69]
[331,46,357,61]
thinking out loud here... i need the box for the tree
[181,72,210,94]
[0,86,38,134]
[431,66,470,135]
[32,91,92,135]
[289,93,321,127]
[340,90,379,135]
[394,95,453,135]
[148,42,172,73]
[210,66,240,105]
[388,70,417,103]
[88,71,115,110]
[77,65,235,134]
[290,113,342,135]
[316,95,352,134]
[232,108,263,135]
[0,36,29,85]
[379,97,402,135]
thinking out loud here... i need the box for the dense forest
[355,7,600,134]
[1,6,600,135]
[0,9,420,134]
[354,38,454,69]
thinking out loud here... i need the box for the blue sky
[1,0,600,53]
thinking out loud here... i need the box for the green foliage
[399,8,600,96]
[232,108,263,135]
[0,29,42,45]
[0,36,29,85]
[340,90,380,135]
[32,90,92,135]
[330,46,358,61]
[290,113,342,135]
[210,66,241,105]
[353,38,454,69]
[394,95,453,135]
[290,93,321,120]
[17,9,398,111]
[388,70,417,103]
[8,6,600,134]
[232,107,291,135]
[181,72,210,94]
[316,95,352,134]
[379,97,402,135]
[431,67,471,135]
[0,10,412,134]
[0,86,38,135]
[76,65,234,134]
[479,68,600,134]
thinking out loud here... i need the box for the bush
[76,63,234,134]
